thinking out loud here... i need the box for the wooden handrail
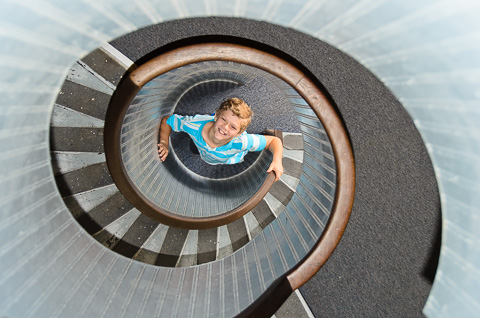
[105,44,281,229]
[105,44,355,290]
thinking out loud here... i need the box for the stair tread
[227,217,249,253]
[51,104,105,128]
[80,48,128,87]
[62,184,118,218]
[55,80,111,120]
[50,127,104,152]
[51,151,106,176]
[252,199,277,229]
[93,208,141,250]
[112,213,160,258]
[269,180,295,207]
[156,227,189,267]
[75,191,134,234]
[66,61,115,95]
[54,161,113,197]
[197,228,217,264]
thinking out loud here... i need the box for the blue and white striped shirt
[166,114,267,165]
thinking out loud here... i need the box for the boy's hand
[158,141,169,162]
[264,135,284,182]
[158,117,172,162]
[267,159,284,182]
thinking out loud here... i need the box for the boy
[158,97,284,181]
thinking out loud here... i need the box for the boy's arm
[264,135,284,181]
[158,117,172,162]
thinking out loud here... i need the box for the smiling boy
[157,98,284,181]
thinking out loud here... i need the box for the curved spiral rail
[50,47,306,267]
[46,34,354,317]
[105,43,353,230]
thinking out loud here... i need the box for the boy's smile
[204,109,247,148]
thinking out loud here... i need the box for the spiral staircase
[48,35,352,316]
[1,1,480,318]
[51,44,310,268]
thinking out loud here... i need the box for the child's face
[213,109,247,143]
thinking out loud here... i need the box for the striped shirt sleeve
[240,133,267,152]
[166,114,186,132]
[166,114,212,135]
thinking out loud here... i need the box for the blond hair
[215,98,253,133]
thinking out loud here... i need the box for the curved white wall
[0,0,479,317]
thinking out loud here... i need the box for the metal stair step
[80,48,128,87]
[227,217,249,253]
[50,127,104,152]
[155,227,189,267]
[251,199,277,229]
[197,227,218,265]
[55,80,111,120]
[54,162,112,197]
[75,191,134,235]
[269,180,295,207]
[112,213,161,258]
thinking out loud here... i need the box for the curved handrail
[105,45,282,229]
[286,74,355,289]
[106,44,354,285]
